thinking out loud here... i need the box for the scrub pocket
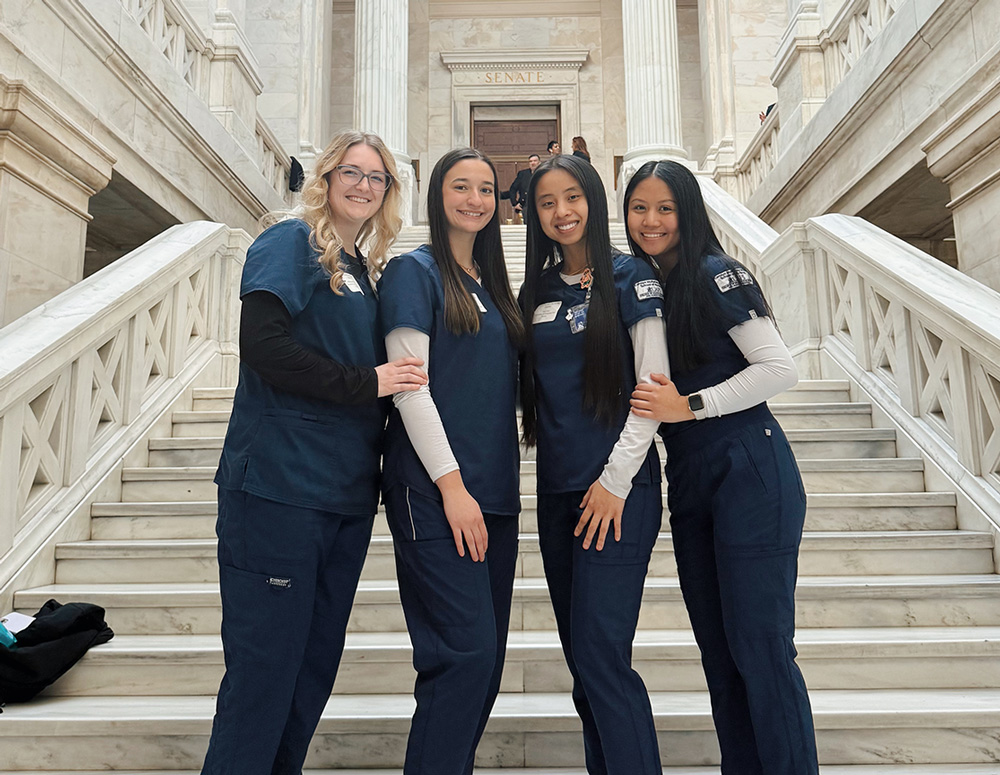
[385,485,490,628]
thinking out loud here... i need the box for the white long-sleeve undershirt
[387,316,669,499]
[387,327,460,484]
[597,314,670,499]
[698,315,798,418]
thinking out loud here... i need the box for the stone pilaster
[209,0,265,156]
[923,52,1000,291]
[0,77,115,325]
[354,0,415,224]
[771,0,827,145]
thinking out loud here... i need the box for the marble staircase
[2,227,1000,773]
[6,388,1000,771]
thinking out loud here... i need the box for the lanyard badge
[565,267,593,334]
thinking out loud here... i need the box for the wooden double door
[473,118,557,223]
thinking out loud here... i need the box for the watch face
[688,393,705,412]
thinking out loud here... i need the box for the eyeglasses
[333,165,392,192]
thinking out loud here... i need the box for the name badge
[471,292,488,313]
[343,273,363,294]
[566,302,588,334]
[532,301,561,324]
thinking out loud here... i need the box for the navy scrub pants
[536,481,662,775]
[201,487,374,775]
[663,413,819,775]
[383,484,519,775]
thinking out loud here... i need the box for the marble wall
[728,0,786,154]
[0,0,287,324]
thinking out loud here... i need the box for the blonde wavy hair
[300,130,403,292]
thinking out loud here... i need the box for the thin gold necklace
[460,261,479,279]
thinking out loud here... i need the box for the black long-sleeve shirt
[239,290,378,405]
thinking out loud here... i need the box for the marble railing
[822,0,901,93]
[256,115,292,202]
[702,175,1000,526]
[122,0,213,100]
[805,215,1000,488]
[121,0,289,203]
[735,108,781,204]
[0,223,248,603]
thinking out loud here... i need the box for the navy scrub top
[659,253,771,443]
[378,246,521,517]
[529,253,663,495]
[215,218,386,516]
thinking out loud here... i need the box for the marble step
[145,427,899,467]
[6,768,998,775]
[118,457,924,502]
[44,627,1000,697]
[169,402,875,438]
[770,402,873,428]
[190,387,237,411]
[767,379,850,403]
[185,381,854,413]
[2,690,999,768]
[53,530,996,585]
[16,574,1000,634]
[88,492,959,540]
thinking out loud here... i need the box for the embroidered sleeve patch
[634,279,663,300]
[713,267,755,292]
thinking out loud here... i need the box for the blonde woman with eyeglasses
[203,130,427,775]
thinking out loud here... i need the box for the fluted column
[622,0,687,168]
[354,0,414,224]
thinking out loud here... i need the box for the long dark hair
[520,154,624,445]
[624,160,773,372]
[427,148,524,345]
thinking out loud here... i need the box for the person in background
[506,153,541,216]
[571,136,591,162]
[547,139,561,156]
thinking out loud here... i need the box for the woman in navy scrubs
[626,160,819,775]
[378,148,524,775]
[203,130,427,775]
[519,154,668,775]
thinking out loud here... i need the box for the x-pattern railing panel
[827,254,857,350]
[178,265,211,361]
[865,282,900,390]
[140,295,173,401]
[971,359,1000,488]
[17,371,71,527]
[912,316,956,442]
[87,327,129,452]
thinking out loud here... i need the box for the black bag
[0,599,114,704]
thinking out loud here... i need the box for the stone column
[354,0,415,225]
[622,0,687,168]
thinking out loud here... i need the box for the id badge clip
[566,302,589,334]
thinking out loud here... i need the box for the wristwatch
[687,392,707,421]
